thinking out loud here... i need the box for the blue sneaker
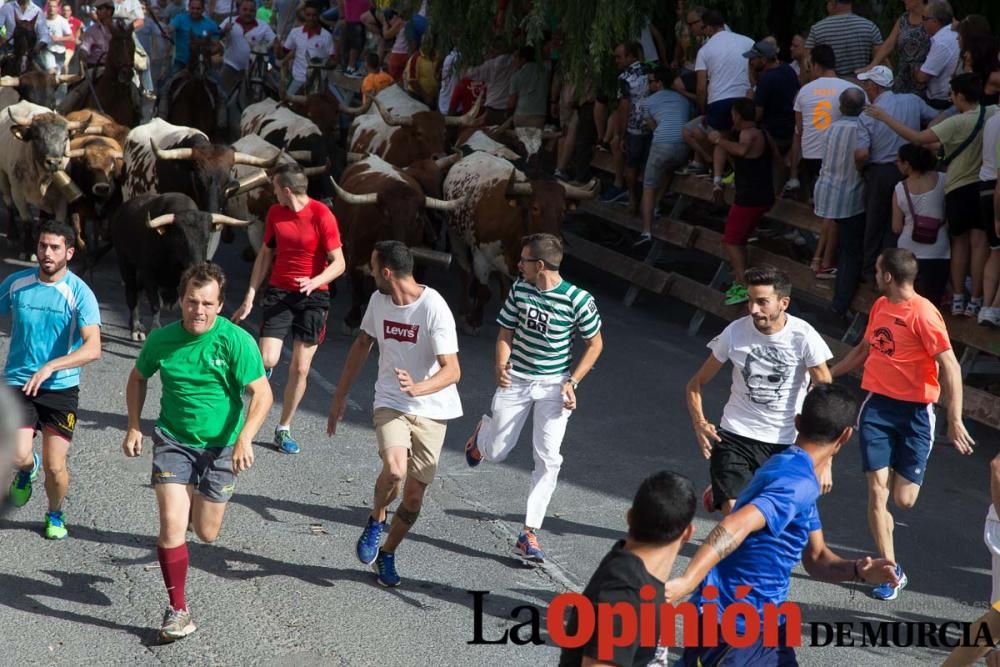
[8,451,41,508]
[600,185,628,203]
[356,515,386,565]
[274,428,300,454]
[464,419,483,468]
[373,549,401,587]
[515,530,545,562]
[872,564,908,601]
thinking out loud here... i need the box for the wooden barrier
[567,157,1000,430]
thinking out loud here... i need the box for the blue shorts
[706,98,739,132]
[858,392,935,485]
[679,623,797,666]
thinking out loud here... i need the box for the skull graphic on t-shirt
[741,344,793,406]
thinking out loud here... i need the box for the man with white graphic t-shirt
[686,266,833,515]
[328,241,462,588]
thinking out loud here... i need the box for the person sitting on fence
[361,50,392,104]
[707,97,774,306]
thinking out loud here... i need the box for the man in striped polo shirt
[464,233,604,562]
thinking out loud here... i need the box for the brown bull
[66,134,124,254]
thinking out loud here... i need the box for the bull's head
[66,136,125,199]
[146,210,250,265]
[0,71,84,108]
[8,108,80,174]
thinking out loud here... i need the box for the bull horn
[65,114,92,131]
[150,139,193,161]
[434,151,461,170]
[287,150,313,162]
[444,90,484,127]
[0,75,20,87]
[210,213,251,226]
[82,126,103,135]
[231,170,270,196]
[346,152,365,163]
[504,168,532,197]
[494,115,514,133]
[341,98,372,116]
[146,213,175,229]
[110,150,124,160]
[7,106,32,127]
[410,247,452,268]
[286,94,308,105]
[559,178,599,200]
[373,97,412,127]
[423,193,466,211]
[58,73,84,84]
[329,176,379,205]
[302,165,328,176]
[65,148,85,158]
[233,151,280,168]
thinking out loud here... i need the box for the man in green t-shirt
[122,262,272,644]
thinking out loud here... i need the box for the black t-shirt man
[754,63,800,143]
[559,540,665,667]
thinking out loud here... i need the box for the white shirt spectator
[113,0,144,23]
[464,53,515,110]
[0,3,51,47]
[793,76,864,160]
[438,48,459,114]
[694,29,754,104]
[45,14,71,55]
[282,25,334,83]
[920,24,960,102]
[220,16,274,71]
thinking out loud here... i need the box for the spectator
[637,16,665,65]
[707,98,774,305]
[789,32,812,86]
[815,88,866,298]
[962,34,1000,106]
[673,3,705,95]
[382,3,427,82]
[62,4,82,70]
[916,0,960,110]
[787,45,862,199]
[437,46,459,114]
[338,0,367,77]
[635,66,690,247]
[77,0,113,67]
[219,0,276,99]
[892,143,951,308]
[361,51,392,104]
[857,0,928,94]
[979,104,1000,326]
[805,0,882,77]
[678,9,753,176]
[403,34,438,106]
[866,72,997,317]
[747,39,798,171]
[166,0,220,77]
[855,66,938,283]
[45,0,73,76]
[279,2,334,96]
[462,40,515,125]
[507,45,550,129]
[255,0,273,27]
[599,41,649,213]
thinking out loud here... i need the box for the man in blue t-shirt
[167,0,220,71]
[747,39,799,153]
[666,385,898,664]
[0,222,101,540]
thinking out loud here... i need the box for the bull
[442,150,598,332]
[111,192,249,340]
[329,154,463,328]
[0,101,87,257]
[348,84,481,167]
[0,70,84,109]
[66,134,124,257]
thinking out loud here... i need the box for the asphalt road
[0,234,997,666]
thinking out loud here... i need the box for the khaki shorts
[373,407,447,485]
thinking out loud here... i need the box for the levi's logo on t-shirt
[384,320,419,343]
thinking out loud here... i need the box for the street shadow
[445,508,622,542]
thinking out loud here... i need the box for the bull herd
[0,82,599,339]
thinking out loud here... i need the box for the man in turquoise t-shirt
[0,221,102,541]
[122,262,271,644]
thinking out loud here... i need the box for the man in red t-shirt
[832,248,975,602]
[233,164,346,454]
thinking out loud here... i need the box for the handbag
[902,180,945,244]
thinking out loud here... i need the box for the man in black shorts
[233,164,346,454]
[686,266,832,514]
[124,262,272,642]
[0,222,102,540]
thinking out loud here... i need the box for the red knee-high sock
[157,544,188,611]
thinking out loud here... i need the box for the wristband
[853,559,862,582]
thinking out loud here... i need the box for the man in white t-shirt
[45,1,72,75]
[219,0,275,95]
[279,2,334,95]
[916,1,960,110]
[686,265,833,514]
[328,241,462,588]
[787,44,863,196]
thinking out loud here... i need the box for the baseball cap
[742,40,778,60]
[857,66,894,88]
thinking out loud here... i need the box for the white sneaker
[978,307,1000,327]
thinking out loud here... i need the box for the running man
[328,241,462,587]
[1,221,101,539]
[667,384,898,665]
[686,266,832,515]
[464,233,604,562]
[123,262,272,642]
[831,247,975,601]
[233,163,345,454]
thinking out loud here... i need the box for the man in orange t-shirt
[832,248,975,603]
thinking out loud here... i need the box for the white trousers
[477,375,571,530]
[985,506,1000,604]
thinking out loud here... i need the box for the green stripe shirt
[497,279,601,378]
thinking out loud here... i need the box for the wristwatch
[567,378,579,390]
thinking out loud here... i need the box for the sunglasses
[518,256,559,270]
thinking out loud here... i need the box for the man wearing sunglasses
[464,233,604,563]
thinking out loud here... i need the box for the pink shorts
[723,204,771,245]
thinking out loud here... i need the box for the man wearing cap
[843,65,940,316]
[747,39,799,161]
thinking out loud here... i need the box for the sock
[276,424,290,432]
[158,544,189,611]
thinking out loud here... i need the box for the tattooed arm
[664,504,768,602]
